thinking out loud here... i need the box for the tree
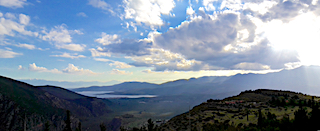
[294,107,309,131]
[44,121,50,131]
[147,119,154,131]
[100,123,107,131]
[75,122,81,131]
[258,109,264,127]
[63,110,72,131]
[310,105,320,130]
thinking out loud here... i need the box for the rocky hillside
[158,89,320,131]
[0,75,112,131]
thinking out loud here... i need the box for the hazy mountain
[74,66,320,97]
[72,82,160,92]
[19,79,121,89]
[0,75,111,131]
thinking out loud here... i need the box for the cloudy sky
[0,0,319,84]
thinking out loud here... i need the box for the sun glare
[265,12,320,66]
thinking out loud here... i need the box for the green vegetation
[126,89,320,131]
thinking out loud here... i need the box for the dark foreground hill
[155,89,320,131]
[0,75,111,131]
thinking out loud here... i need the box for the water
[76,91,157,98]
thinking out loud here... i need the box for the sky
[0,0,320,85]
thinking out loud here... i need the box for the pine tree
[63,110,72,131]
[75,122,81,131]
[147,119,154,131]
[100,123,107,131]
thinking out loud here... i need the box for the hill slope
[0,75,111,131]
[159,89,319,131]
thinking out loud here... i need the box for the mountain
[19,79,121,89]
[0,75,111,131]
[72,82,160,92]
[77,66,320,97]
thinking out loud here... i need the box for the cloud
[28,63,99,75]
[0,48,22,58]
[122,0,175,27]
[28,63,62,73]
[94,57,113,62]
[128,48,208,71]
[41,24,85,51]
[5,13,16,19]
[51,52,86,59]
[254,1,305,22]
[77,12,88,17]
[186,6,195,15]
[110,69,133,75]
[88,0,114,14]
[55,43,86,51]
[95,32,121,45]
[89,48,111,57]
[41,24,72,43]
[109,61,132,68]
[15,43,35,50]
[0,13,34,36]
[19,14,30,25]
[0,0,27,8]
[18,65,25,70]
[117,10,300,71]
[62,64,98,75]
[102,38,152,56]
[233,62,270,70]
[93,57,132,69]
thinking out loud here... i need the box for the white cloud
[93,57,132,68]
[95,32,121,45]
[88,0,114,14]
[110,69,133,75]
[62,64,98,75]
[0,48,22,58]
[243,1,277,15]
[28,63,62,73]
[0,14,34,36]
[15,43,35,50]
[55,43,86,51]
[77,12,88,17]
[40,24,85,51]
[41,24,72,43]
[109,61,132,68]
[51,52,86,59]
[233,62,271,70]
[18,65,25,70]
[123,0,175,27]
[186,6,195,15]
[89,48,111,57]
[128,48,205,71]
[0,0,26,8]
[94,57,113,62]
[202,0,217,11]
[5,13,16,19]
[19,14,30,25]
[28,63,99,75]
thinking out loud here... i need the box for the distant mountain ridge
[74,66,320,96]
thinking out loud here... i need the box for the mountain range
[74,66,320,97]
